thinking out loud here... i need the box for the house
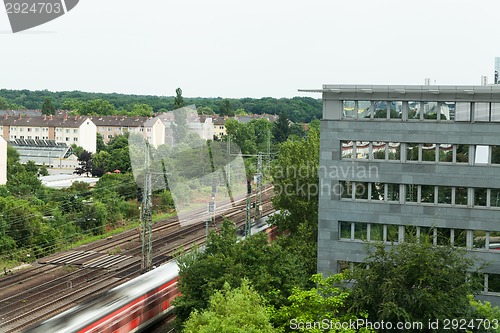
[213,116,227,140]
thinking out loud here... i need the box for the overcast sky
[0,0,499,98]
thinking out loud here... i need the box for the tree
[224,119,257,155]
[74,150,93,176]
[0,96,25,110]
[273,274,373,333]
[41,98,55,115]
[79,99,115,115]
[96,133,106,153]
[174,220,311,325]
[197,106,215,115]
[270,128,319,233]
[348,238,484,331]
[219,99,235,116]
[92,150,110,177]
[129,103,154,117]
[173,88,185,109]
[272,112,291,143]
[183,280,277,333]
[70,144,85,159]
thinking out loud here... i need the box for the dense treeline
[0,89,322,123]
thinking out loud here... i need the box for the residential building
[143,116,166,147]
[156,107,214,145]
[213,116,227,140]
[89,116,148,143]
[309,84,500,304]
[0,114,96,153]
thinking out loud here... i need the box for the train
[23,222,277,333]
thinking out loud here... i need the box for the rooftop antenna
[481,76,488,86]
[495,57,500,84]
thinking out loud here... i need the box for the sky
[0,0,499,98]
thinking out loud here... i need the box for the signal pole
[254,153,263,219]
[245,179,251,236]
[141,141,153,273]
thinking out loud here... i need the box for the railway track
[0,187,275,332]
[4,235,208,333]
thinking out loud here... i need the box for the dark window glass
[453,229,467,248]
[387,184,399,202]
[455,187,468,205]
[370,224,383,241]
[386,225,399,243]
[437,186,452,204]
[340,222,351,239]
[421,185,435,204]
[406,143,419,161]
[406,184,418,202]
[474,188,487,206]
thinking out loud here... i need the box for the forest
[0,89,322,123]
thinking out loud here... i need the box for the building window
[108,135,113,139]
[343,101,357,119]
[373,142,386,160]
[474,188,487,207]
[475,103,490,122]
[422,144,436,162]
[27,128,32,132]
[147,128,152,132]
[341,141,353,159]
[107,127,112,132]
[19,128,23,132]
[35,128,39,132]
[65,137,70,142]
[455,187,468,205]
[99,127,104,131]
[437,186,452,204]
[339,222,352,240]
[66,129,70,133]
[339,181,353,199]
[74,129,78,133]
[19,135,24,139]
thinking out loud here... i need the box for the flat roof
[299,84,500,95]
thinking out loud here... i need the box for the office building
[308,84,500,304]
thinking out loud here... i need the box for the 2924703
[442,318,499,331]
[5,2,62,14]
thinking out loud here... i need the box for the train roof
[23,261,179,333]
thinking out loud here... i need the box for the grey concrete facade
[311,84,500,303]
